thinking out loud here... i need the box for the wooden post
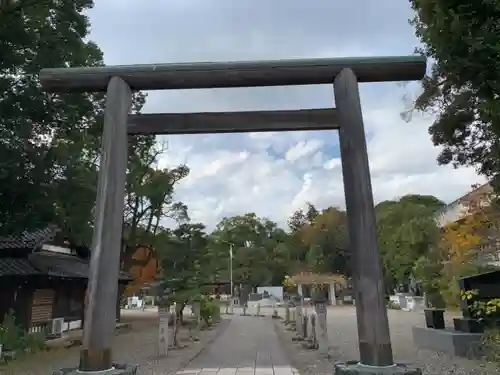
[334,68,393,367]
[79,77,132,372]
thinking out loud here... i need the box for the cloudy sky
[87,0,485,229]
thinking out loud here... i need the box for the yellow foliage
[440,186,498,271]
[437,186,500,306]
[283,277,295,287]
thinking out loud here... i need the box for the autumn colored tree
[441,215,483,269]
[435,184,500,305]
[440,185,499,270]
[123,246,163,296]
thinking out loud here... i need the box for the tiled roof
[0,225,59,250]
[0,257,42,276]
[0,252,132,281]
[290,272,346,285]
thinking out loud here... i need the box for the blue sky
[87,0,485,229]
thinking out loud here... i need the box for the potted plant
[457,289,500,333]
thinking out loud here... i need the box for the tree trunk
[172,310,179,347]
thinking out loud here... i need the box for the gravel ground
[2,310,229,375]
[272,306,500,375]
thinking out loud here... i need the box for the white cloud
[285,140,324,163]
[86,0,487,230]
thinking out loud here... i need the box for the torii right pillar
[333,68,422,375]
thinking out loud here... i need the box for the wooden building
[0,226,132,336]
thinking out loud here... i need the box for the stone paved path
[176,315,297,375]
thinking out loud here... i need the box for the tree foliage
[409,0,500,186]
[122,139,189,269]
[210,213,290,287]
[0,1,189,288]
[0,0,106,238]
[376,195,445,291]
[158,223,210,303]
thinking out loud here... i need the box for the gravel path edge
[273,319,333,375]
[175,318,232,372]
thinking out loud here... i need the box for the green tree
[0,1,190,269]
[122,138,189,269]
[306,244,326,274]
[0,0,106,237]
[409,0,500,186]
[376,195,445,292]
[287,208,308,233]
[291,206,350,276]
[210,213,291,286]
[158,223,210,319]
[305,202,320,223]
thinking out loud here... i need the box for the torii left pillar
[54,77,137,375]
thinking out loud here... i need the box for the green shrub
[22,331,45,353]
[0,309,46,357]
[199,298,221,325]
[210,300,221,322]
[0,310,25,352]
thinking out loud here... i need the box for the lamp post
[229,243,233,298]
[220,241,234,297]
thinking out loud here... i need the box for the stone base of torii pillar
[53,365,138,375]
[334,362,422,375]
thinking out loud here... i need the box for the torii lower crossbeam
[127,109,339,135]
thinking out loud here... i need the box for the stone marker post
[256,302,261,316]
[314,291,329,357]
[192,301,201,329]
[157,307,169,357]
[295,305,302,332]
[303,314,308,339]
[309,313,318,349]
[285,302,291,324]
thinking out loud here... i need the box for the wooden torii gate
[40,56,425,375]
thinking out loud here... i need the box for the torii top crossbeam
[39,55,426,92]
